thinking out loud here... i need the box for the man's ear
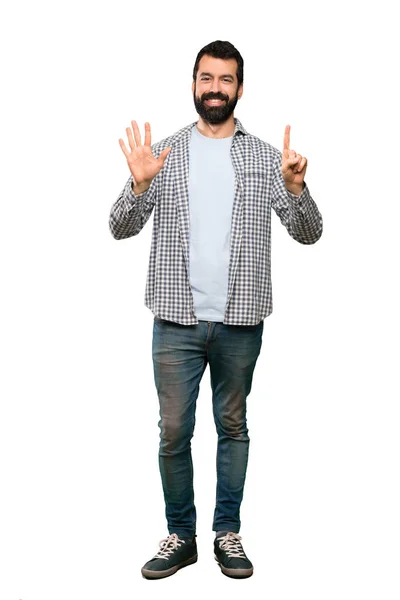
[238,84,243,100]
[192,81,195,95]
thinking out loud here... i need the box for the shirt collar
[189,117,248,137]
[233,117,247,136]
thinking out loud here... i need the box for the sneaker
[141,533,198,579]
[214,532,253,578]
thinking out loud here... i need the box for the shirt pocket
[243,169,268,201]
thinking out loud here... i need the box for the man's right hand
[119,121,171,194]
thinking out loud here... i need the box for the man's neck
[195,115,236,139]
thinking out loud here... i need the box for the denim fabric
[152,317,264,538]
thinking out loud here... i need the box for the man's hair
[192,40,244,87]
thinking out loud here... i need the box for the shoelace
[153,533,186,560]
[217,532,246,558]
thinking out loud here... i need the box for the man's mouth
[204,99,225,106]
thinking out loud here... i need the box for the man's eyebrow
[199,72,234,80]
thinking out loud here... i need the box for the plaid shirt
[109,118,323,325]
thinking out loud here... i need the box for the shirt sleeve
[271,152,323,244]
[109,174,158,239]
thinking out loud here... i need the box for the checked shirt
[109,118,323,326]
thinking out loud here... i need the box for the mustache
[201,92,229,102]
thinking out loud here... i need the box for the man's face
[192,55,243,125]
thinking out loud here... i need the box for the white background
[1,0,399,598]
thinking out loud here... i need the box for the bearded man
[109,39,323,580]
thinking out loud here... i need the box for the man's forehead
[198,55,237,76]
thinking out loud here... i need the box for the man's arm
[109,121,171,240]
[271,125,322,244]
[109,173,158,239]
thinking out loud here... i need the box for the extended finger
[131,120,142,146]
[119,138,129,158]
[144,122,151,146]
[283,125,291,153]
[126,126,135,152]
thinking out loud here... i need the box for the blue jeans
[152,317,264,538]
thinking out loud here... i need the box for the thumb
[159,146,172,163]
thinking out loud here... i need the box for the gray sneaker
[141,533,198,579]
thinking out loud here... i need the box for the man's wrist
[132,180,151,195]
[285,182,304,196]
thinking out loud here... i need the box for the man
[109,40,323,580]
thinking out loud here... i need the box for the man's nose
[209,80,222,93]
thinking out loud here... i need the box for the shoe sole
[141,554,198,579]
[214,555,253,578]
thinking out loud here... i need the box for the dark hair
[192,40,244,87]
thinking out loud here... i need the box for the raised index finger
[283,125,291,152]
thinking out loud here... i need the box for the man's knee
[214,409,249,441]
[158,416,195,455]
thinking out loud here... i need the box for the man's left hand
[281,125,307,196]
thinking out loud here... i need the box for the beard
[193,86,239,124]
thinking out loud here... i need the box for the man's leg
[152,318,208,538]
[207,320,264,533]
